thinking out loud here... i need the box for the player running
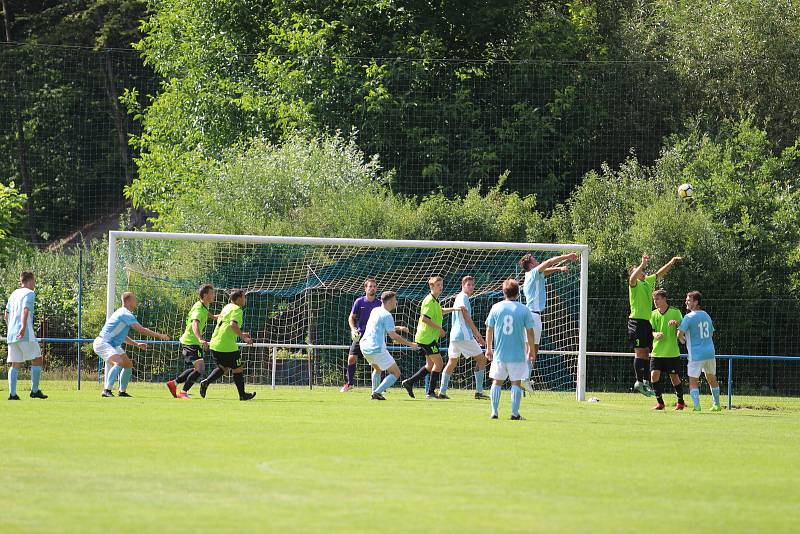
[440,276,488,399]
[359,291,417,400]
[199,289,256,401]
[649,289,686,410]
[628,254,682,396]
[5,272,46,400]
[402,276,462,399]
[93,292,170,398]
[519,252,579,393]
[678,291,721,412]
[166,283,217,399]
[341,278,382,392]
[485,278,536,420]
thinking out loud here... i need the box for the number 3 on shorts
[502,315,514,335]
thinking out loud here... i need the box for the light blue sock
[711,386,720,406]
[490,384,501,416]
[31,365,42,392]
[105,364,122,390]
[511,385,522,417]
[9,367,19,396]
[475,369,485,393]
[440,372,451,395]
[690,388,700,408]
[371,371,381,392]
[119,367,132,392]
[375,374,398,394]
[424,373,431,393]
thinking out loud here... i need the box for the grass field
[3,380,800,534]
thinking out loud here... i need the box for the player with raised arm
[401,276,461,399]
[678,291,721,412]
[341,278,382,393]
[359,291,417,400]
[199,289,256,401]
[485,278,536,420]
[440,276,488,399]
[166,283,217,399]
[628,254,682,396]
[94,292,170,398]
[649,289,686,410]
[519,252,579,393]
[5,272,46,400]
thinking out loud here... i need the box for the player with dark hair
[5,272,46,400]
[199,289,256,401]
[649,289,686,410]
[166,283,217,399]
[678,291,721,412]
[341,278,382,392]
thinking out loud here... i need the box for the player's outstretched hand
[567,252,578,261]
[671,256,683,263]
[396,325,409,333]
[157,332,170,341]
[410,342,418,349]
[136,342,148,350]
[242,333,253,345]
[641,254,650,264]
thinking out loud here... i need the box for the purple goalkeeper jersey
[352,296,382,335]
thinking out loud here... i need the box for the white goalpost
[106,231,589,400]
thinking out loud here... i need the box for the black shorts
[181,344,204,367]
[627,319,653,350]
[349,341,363,357]
[212,350,242,369]
[417,342,440,357]
[650,357,682,375]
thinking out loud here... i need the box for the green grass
[3,381,800,534]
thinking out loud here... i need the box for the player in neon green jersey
[649,289,686,410]
[628,254,681,396]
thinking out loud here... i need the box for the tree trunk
[2,0,37,242]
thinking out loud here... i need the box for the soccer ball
[677,183,694,201]
[351,329,361,342]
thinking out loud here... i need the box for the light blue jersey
[359,307,396,354]
[679,310,715,361]
[6,288,36,343]
[486,300,534,363]
[98,307,140,348]
[523,266,546,313]
[449,291,474,342]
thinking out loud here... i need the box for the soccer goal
[106,231,589,400]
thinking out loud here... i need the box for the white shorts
[687,359,716,378]
[93,339,125,361]
[448,339,483,359]
[7,341,41,363]
[531,312,542,344]
[363,349,396,371]
[489,360,530,382]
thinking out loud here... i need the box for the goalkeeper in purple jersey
[341,278,383,392]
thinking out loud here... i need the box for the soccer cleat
[436,393,450,400]
[30,390,48,399]
[371,392,386,400]
[118,391,132,397]
[710,404,722,412]
[401,380,415,399]
[521,380,535,394]
[692,405,701,412]
[340,383,352,393]
[178,391,191,399]
[166,380,178,398]
[653,402,665,410]
[102,389,114,397]
[8,394,20,400]
[199,380,208,398]
[510,414,526,421]
[239,392,256,401]
[634,381,655,397]
[491,414,498,419]
[475,392,489,400]
[675,402,685,411]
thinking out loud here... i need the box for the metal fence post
[727,357,733,410]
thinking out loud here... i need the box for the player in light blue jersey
[441,276,487,399]
[4,272,46,400]
[359,291,417,400]
[94,292,170,398]
[519,251,579,393]
[485,279,536,420]
[678,290,721,412]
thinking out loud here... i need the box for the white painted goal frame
[107,231,590,401]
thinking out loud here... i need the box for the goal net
[105,232,589,399]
